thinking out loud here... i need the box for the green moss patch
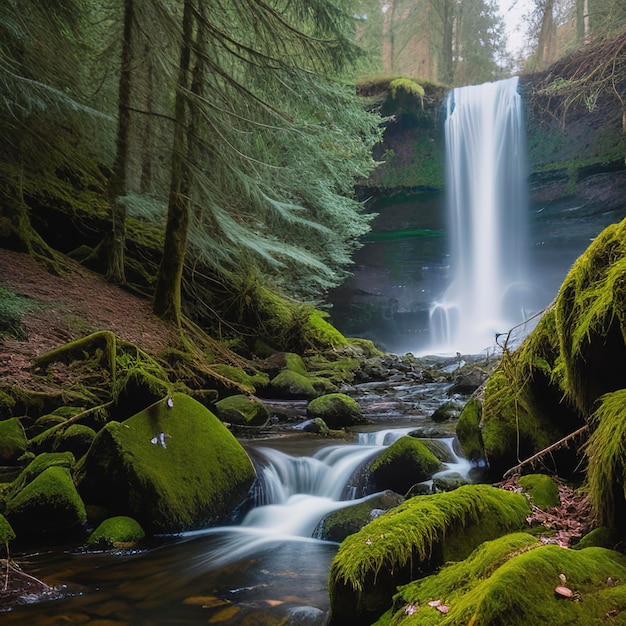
[384,536,626,625]
[307,393,365,429]
[75,393,256,534]
[214,394,270,427]
[7,451,75,499]
[87,515,145,549]
[0,513,16,547]
[455,397,484,463]
[328,485,530,625]
[5,465,86,537]
[369,437,442,494]
[518,474,560,510]
[0,418,27,464]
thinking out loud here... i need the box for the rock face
[75,393,256,534]
[328,485,530,626]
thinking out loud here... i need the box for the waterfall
[429,76,531,355]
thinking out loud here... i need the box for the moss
[75,393,256,534]
[87,515,145,549]
[305,354,361,386]
[518,474,560,510]
[369,437,442,494]
[31,414,67,436]
[328,485,530,625]
[307,393,364,429]
[384,538,626,625]
[584,389,626,530]
[0,418,28,464]
[53,424,97,458]
[305,310,348,349]
[555,217,626,415]
[455,397,484,463]
[7,451,76,499]
[0,513,15,547]
[5,466,87,537]
[283,352,308,376]
[210,364,270,394]
[575,527,616,550]
[270,369,322,399]
[214,394,270,427]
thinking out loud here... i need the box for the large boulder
[379,533,626,625]
[367,436,442,494]
[306,393,366,429]
[6,451,75,500]
[75,393,256,534]
[5,466,87,538]
[328,485,530,626]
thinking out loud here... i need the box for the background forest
[1,0,625,341]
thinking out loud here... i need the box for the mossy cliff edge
[457,216,626,529]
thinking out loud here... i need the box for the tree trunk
[440,0,455,84]
[152,0,194,326]
[538,0,557,67]
[106,0,135,284]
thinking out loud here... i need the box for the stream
[1,382,472,625]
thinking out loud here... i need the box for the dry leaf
[437,604,450,614]
[404,604,418,615]
[428,600,441,607]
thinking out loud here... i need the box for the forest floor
[0,247,178,389]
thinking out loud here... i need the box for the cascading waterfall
[429,76,532,354]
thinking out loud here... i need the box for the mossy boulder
[316,491,404,543]
[214,394,270,427]
[0,418,28,464]
[53,424,97,458]
[518,473,560,510]
[6,451,75,499]
[430,400,463,423]
[269,369,325,399]
[328,484,530,625]
[87,515,145,549]
[380,534,626,625]
[5,466,86,538]
[75,393,256,534]
[307,393,365,429]
[211,364,270,394]
[368,436,442,495]
[31,414,66,436]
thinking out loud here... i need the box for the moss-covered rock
[31,414,66,436]
[214,394,270,427]
[0,418,28,464]
[75,393,256,534]
[328,485,530,625]
[455,397,485,463]
[316,491,404,543]
[6,451,75,500]
[574,526,616,550]
[0,513,16,547]
[5,466,86,538]
[430,400,463,423]
[368,436,442,495]
[518,473,560,510]
[307,393,365,429]
[53,424,96,458]
[211,364,270,394]
[87,515,145,549]
[269,369,325,399]
[380,534,626,625]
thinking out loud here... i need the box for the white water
[186,431,470,569]
[429,76,532,355]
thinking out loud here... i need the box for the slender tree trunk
[106,0,134,284]
[440,0,455,84]
[538,0,557,67]
[152,0,194,326]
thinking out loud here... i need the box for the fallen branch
[503,425,589,479]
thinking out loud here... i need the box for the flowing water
[429,76,533,355]
[2,426,470,625]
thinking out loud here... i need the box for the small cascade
[188,432,472,570]
[429,76,533,355]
